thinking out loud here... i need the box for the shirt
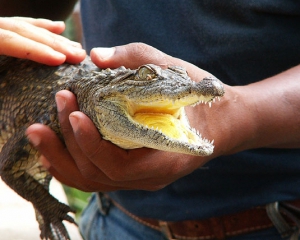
[80,0,300,220]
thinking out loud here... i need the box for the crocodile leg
[0,131,76,240]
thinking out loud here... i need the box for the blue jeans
[79,194,293,240]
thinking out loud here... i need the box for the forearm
[0,0,77,20]
[241,65,300,148]
[232,65,300,152]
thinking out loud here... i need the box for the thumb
[90,42,212,81]
[90,42,170,69]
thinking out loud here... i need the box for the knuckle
[10,19,27,33]
[128,42,149,58]
[0,29,12,41]
[106,170,126,182]
[59,125,75,139]
[126,42,166,65]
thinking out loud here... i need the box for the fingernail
[93,47,116,60]
[51,20,65,29]
[68,46,86,55]
[55,95,66,112]
[27,133,41,147]
[54,21,64,25]
[69,113,79,132]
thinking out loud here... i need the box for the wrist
[222,86,260,154]
[226,65,300,151]
[189,85,259,158]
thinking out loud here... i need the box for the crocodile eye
[137,66,156,80]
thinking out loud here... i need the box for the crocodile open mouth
[130,97,214,145]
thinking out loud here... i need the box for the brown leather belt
[106,195,300,240]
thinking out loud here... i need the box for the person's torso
[81,0,300,220]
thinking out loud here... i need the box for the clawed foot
[36,201,77,240]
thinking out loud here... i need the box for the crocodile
[0,56,224,240]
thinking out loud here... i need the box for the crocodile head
[93,64,224,156]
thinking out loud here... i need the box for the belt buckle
[266,201,300,239]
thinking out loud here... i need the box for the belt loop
[159,221,177,240]
[96,192,111,215]
[266,202,296,239]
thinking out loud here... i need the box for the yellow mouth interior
[128,97,206,144]
[133,112,187,139]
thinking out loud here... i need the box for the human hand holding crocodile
[26,42,300,192]
[0,17,86,65]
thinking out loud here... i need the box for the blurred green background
[63,186,91,219]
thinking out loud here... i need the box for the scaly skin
[0,56,224,239]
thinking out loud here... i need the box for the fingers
[0,17,86,65]
[25,123,83,188]
[0,29,66,65]
[55,91,81,154]
[55,92,110,184]
[25,122,125,192]
[35,91,131,190]
[54,91,107,187]
[11,17,66,34]
[55,91,132,181]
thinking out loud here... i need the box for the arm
[26,43,300,192]
[0,17,86,65]
[0,0,77,21]
[234,68,300,149]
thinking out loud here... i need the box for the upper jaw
[127,91,218,117]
